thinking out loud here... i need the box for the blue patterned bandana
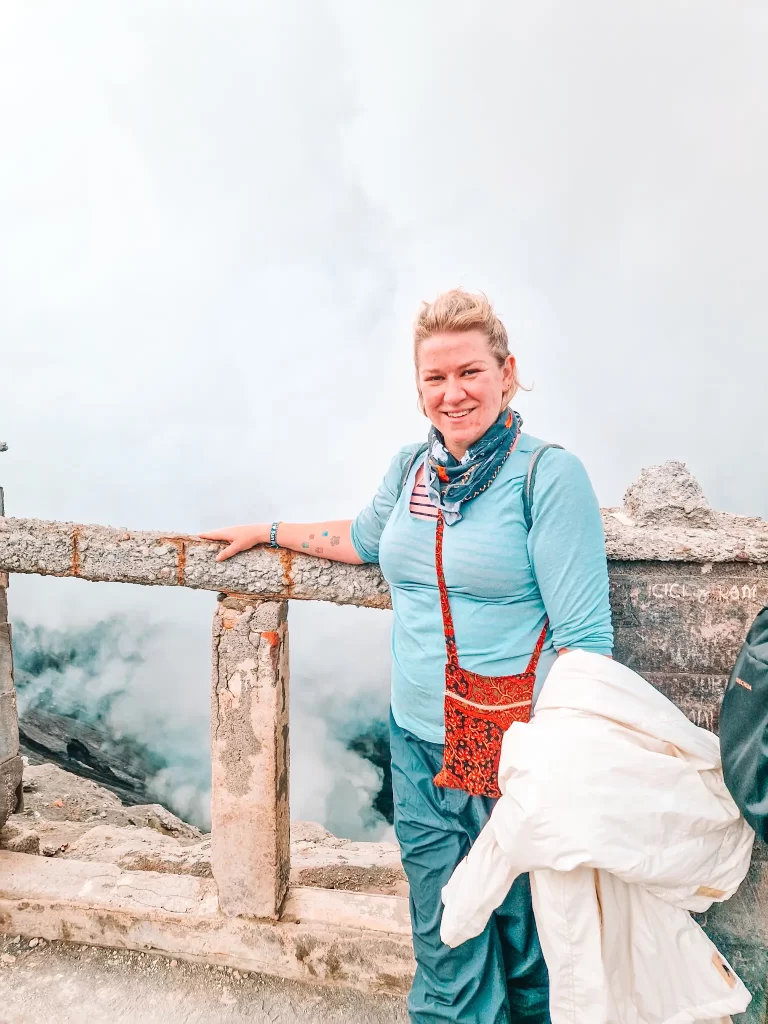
[425,407,523,525]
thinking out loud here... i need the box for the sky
[2,0,767,836]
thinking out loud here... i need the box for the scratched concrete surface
[0,936,409,1024]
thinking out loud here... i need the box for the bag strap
[397,442,429,500]
[434,511,459,666]
[523,444,563,531]
[432,440,560,669]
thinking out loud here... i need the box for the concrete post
[210,594,290,919]
[0,460,23,827]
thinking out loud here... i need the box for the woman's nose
[443,377,467,405]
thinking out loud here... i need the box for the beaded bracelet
[269,521,280,548]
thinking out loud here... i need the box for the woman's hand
[198,524,269,562]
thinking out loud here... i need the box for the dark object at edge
[720,604,768,838]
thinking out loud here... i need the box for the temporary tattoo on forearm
[330,536,340,546]
[301,542,309,549]
[315,547,324,554]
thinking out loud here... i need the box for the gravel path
[0,934,409,1024]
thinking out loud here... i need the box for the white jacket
[440,651,754,1024]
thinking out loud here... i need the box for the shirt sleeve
[527,448,614,654]
[350,445,421,564]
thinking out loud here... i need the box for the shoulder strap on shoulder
[523,444,564,531]
[398,443,429,500]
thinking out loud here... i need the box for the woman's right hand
[198,524,269,562]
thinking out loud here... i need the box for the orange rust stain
[71,526,81,576]
[278,548,295,594]
[177,540,187,585]
[159,537,187,586]
[263,629,282,676]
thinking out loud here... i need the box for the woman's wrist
[251,523,271,546]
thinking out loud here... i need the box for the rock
[60,818,405,893]
[16,764,202,841]
[1,953,16,964]
[19,764,124,822]
[291,821,345,848]
[64,826,212,878]
[0,756,24,830]
[18,705,153,806]
[4,762,405,898]
[0,821,40,855]
[623,461,716,529]
[290,820,406,896]
[138,804,202,841]
[28,938,38,948]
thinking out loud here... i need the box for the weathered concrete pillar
[210,594,290,919]
[0,461,23,827]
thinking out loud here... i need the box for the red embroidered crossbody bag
[399,441,562,798]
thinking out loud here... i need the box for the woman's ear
[501,355,517,407]
[504,355,517,392]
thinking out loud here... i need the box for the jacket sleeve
[440,827,522,948]
[350,444,422,564]
[526,449,613,654]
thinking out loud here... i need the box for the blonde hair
[413,288,522,411]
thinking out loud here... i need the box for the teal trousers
[390,711,550,1024]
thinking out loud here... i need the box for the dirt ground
[0,933,409,1024]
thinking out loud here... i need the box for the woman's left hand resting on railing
[198,520,364,565]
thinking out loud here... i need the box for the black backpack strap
[523,444,563,531]
[397,443,429,500]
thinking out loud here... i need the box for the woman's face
[417,330,516,459]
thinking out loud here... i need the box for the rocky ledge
[0,762,407,897]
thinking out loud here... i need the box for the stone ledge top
[1,462,767,607]
[602,460,768,564]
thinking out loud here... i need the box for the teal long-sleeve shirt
[351,433,614,744]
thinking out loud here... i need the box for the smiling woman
[201,288,613,1023]
[413,290,522,460]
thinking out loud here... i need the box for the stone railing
[1,460,767,1007]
